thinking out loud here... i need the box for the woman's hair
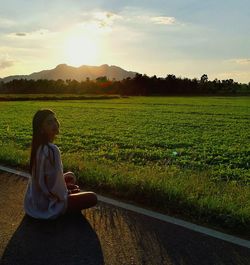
[30,109,58,173]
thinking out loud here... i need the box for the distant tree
[96,76,108,83]
[200,74,208,83]
[0,72,249,96]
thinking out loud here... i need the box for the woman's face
[42,114,59,142]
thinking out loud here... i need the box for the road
[0,172,249,265]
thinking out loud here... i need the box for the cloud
[0,17,16,28]
[234,59,250,65]
[76,9,178,35]
[227,58,250,65]
[150,16,176,25]
[89,11,123,29]
[93,11,122,21]
[0,56,15,69]
[8,29,50,39]
[96,12,123,28]
[15,32,27,36]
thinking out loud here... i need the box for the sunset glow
[0,1,250,83]
[64,35,99,66]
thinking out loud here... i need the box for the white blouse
[24,143,68,219]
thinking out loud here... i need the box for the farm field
[0,96,249,234]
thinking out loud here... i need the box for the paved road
[0,173,249,265]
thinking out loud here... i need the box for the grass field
[0,96,249,234]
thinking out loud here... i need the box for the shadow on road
[1,213,104,265]
[85,203,250,265]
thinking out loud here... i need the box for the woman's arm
[43,144,68,201]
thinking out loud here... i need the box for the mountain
[1,64,137,82]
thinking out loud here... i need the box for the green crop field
[0,96,249,233]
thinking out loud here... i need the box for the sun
[64,35,99,66]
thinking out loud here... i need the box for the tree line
[0,74,249,95]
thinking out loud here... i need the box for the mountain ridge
[1,64,138,82]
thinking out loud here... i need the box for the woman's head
[32,109,60,142]
[30,109,60,172]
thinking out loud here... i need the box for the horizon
[0,63,248,84]
[0,63,138,79]
[1,1,250,84]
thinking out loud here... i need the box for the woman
[24,109,97,219]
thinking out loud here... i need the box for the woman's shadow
[1,213,104,265]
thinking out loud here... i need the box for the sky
[0,0,250,83]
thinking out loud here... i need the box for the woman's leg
[67,192,97,212]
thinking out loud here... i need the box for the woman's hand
[67,184,81,194]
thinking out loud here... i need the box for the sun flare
[64,35,99,66]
